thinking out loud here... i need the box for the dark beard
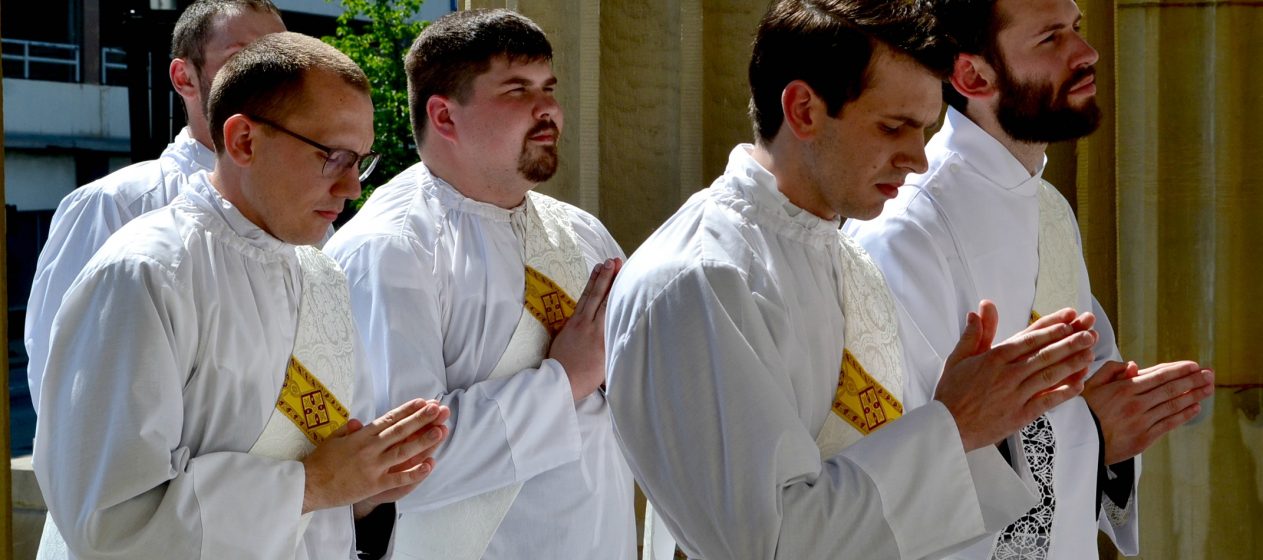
[994,59,1102,143]
[518,121,560,183]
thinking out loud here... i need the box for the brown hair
[748,0,953,142]
[404,9,552,149]
[207,32,370,153]
[170,0,281,72]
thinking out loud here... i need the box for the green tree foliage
[323,0,428,207]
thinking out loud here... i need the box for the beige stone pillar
[1110,1,1263,557]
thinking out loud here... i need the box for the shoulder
[613,189,764,319]
[527,190,623,258]
[58,160,170,217]
[328,165,434,270]
[82,204,200,288]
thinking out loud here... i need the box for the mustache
[526,120,560,139]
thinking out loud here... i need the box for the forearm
[394,360,581,510]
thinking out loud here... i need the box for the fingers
[993,321,1077,363]
[1016,339,1096,396]
[977,300,998,353]
[1024,370,1088,419]
[374,401,445,444]
[388,423,448,465]
[945,311,983,368]
[1069,312,1096,333]
[1024,307,1077,333]
[1087,360,1132,388]
[1138,367,1214,413]
[574,262,603,320]
[595,258,622,317]
[576,259,619,322]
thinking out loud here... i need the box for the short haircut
[932,0,1005,112]
[207,32,370,153]
[748,0,953,143]
[404,9,553,148]
[170,0,281,72]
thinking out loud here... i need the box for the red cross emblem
[860,387,887,428]
[302,391,330,428]
[542,291,566,329]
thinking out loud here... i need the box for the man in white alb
[324,9,635,559]
[34,33,448,560]
[605,1,1108,558]
[26,0,285,415]
[845,0,1215,558]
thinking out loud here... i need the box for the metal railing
[1,38,80,82]
[101,47,128,85]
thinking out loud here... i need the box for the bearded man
[845,1,1215,558]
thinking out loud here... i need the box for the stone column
[1110,1,1263,557]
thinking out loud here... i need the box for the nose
[1071,33,1099,69]
[535,93,562,126]
[332,167,362,202]
[896,135,930,175]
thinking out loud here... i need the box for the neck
[751,140,836,221]
[209,165,265,231]
[420,146,532,209]
[962,105,1047,177]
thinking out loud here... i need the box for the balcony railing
[101,47,128,85]
[2,38,80,82]
[2,39,130,85]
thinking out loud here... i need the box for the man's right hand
[549,258,621,403]
[935,300,1098,452]
[301,398,449,514]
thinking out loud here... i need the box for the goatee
[519,120,560,183]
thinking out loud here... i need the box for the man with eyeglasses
[33,32,449,560]
[324,9,635,558]
[26,0,285,419]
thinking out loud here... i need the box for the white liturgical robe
[25,128,214,415]
[605,145,1039,560]
[33,172,367,560]
[845,107,1140,559]
[324,162,636,558]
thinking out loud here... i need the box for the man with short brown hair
[34,32,447,560]
[26,0,284,416]
[325,9,635,559]
[606,1,1104,558]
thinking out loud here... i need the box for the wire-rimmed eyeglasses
[248,115,380,182]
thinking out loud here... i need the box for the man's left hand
[1084,360,1214,465]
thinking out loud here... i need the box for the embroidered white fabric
[813,234,907,458]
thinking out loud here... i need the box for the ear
[948,54,998,103]
[221,114,257,168]
[169,58,201,102]
[781,80,823,141]
[426,96,459,143]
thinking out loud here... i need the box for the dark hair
[207,32,370,153]
[170,0,281,72]
[404,9,552,148]
[933,0,1005,112]
[748,0,953,143]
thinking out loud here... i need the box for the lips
[876,183,901,199]
[1064,67,1097,96]
[527,121,560,143]
[315,209,341,221]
